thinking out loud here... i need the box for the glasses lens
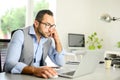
[39,21,56,29]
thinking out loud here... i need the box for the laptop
[58,52,100,78]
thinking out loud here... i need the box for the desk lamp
[100,13,120,22]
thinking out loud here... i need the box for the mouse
[49,75,58,79]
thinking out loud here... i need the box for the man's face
[37,14,56,38]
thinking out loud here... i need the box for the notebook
[58,52,100,78]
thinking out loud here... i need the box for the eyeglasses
[39,21,56,29]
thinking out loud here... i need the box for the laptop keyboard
[66,61,80,65]
[62,71,75,76]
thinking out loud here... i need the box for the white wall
[56,0,120,52]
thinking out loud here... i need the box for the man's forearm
[22,66,35,75]
[55,39,62,53]
[22,66,58,78]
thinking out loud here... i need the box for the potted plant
[86,32,103,50]
[116,41,120,48]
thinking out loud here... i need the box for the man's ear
[34,20,39,27]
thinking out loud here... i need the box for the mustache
[38,30,51,38]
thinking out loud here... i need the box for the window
[0,0,56,39]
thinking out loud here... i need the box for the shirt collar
[29,25,35,35]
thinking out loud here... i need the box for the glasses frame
[38,21,56,29]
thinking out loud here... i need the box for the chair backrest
[0,52,1,72]
[0,39,10,72]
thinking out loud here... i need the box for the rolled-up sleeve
[54,49,66,66]
[11,62,27,73]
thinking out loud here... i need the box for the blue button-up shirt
[5,25,65,73]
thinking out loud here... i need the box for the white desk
[0,64,120,80]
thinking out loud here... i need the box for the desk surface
[0,64,120,80]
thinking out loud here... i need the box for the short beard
[36,24,47,38]
[38,30,46,38]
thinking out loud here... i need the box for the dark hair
[35,10,53,22]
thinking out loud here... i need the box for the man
[4,10,65,79]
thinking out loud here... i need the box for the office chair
[0,39,10,72]
[0,52,1,72]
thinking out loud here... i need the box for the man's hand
[49,28,59,41]
[22,66,57,79]
[49,28,62,53]
[33,66,58,79]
